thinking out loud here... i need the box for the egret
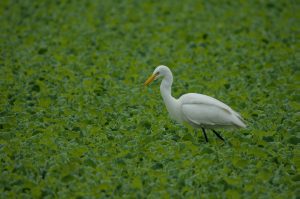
[144,65,246,142]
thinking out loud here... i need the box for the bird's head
[144,65,171,86]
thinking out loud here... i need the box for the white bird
[144,65,246,142]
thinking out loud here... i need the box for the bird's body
[144,65,246,142]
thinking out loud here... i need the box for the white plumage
[144,65,246,142]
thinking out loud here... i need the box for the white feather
[179,93,246,129]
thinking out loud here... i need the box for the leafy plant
[0,0,298,198]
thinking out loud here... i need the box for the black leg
[201,128,208,142]
[212,130,225,141]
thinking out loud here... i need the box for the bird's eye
[156,72,160,75]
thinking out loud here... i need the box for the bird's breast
[164,99,183,124]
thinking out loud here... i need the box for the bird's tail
[232,111,247,128]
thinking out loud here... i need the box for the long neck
[160,72,181,123]
[160,73,174,102]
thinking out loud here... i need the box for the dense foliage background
[0,0,298,198]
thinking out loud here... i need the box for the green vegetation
[0,0,298,198]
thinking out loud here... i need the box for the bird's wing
[180,93,244,128]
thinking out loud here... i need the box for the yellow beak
[144,74,157,86]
